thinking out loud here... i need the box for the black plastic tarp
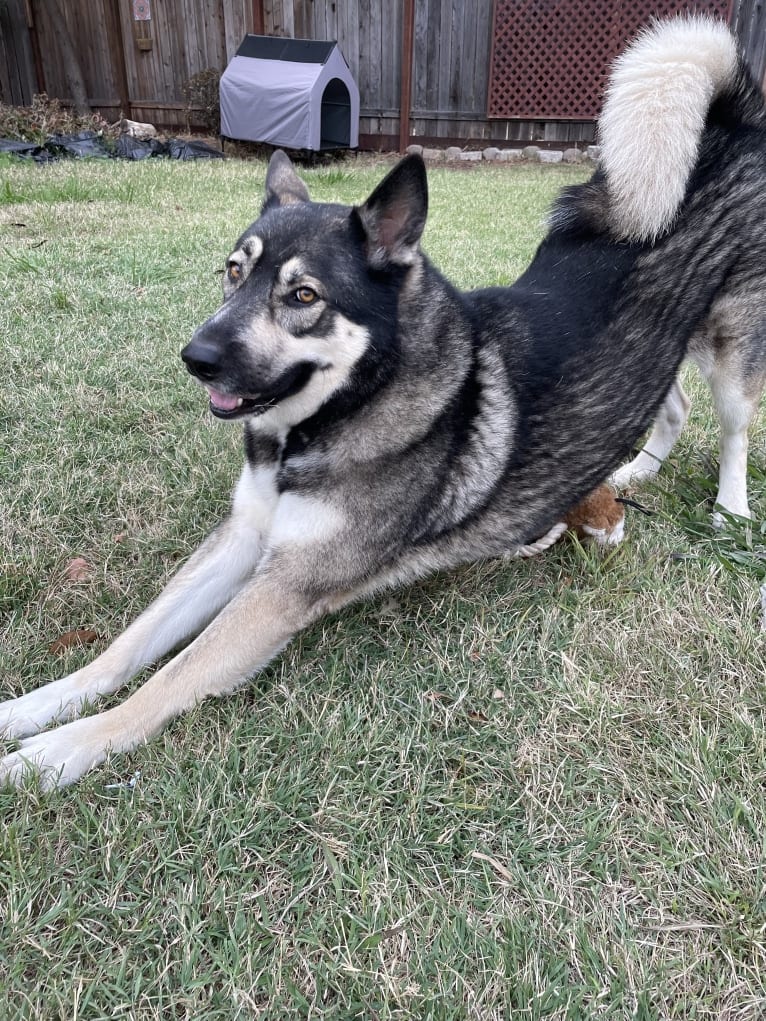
[0,132,224,163]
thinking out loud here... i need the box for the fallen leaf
[49,629,98,655]
[470,850,514,884]
[64,557,91,582]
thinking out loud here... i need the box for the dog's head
[181,150,428,428]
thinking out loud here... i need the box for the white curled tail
[599,16,738,242]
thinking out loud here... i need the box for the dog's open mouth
[206,389,270,420]
[204,362,318,420]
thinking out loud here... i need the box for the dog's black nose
[181,338,222,382]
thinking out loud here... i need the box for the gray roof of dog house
[220,36,360,151]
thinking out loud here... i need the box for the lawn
[0,152,764,1020]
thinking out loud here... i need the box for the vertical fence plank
[0,0,37,104]
[222,0,251,58]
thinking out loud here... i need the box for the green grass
[1,154,765,1019]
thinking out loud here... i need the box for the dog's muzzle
[180,335,319,421]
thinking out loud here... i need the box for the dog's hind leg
[611,376,691,489]
[0,463,276,740]
[706,360,763,525]
[694,299,766,524]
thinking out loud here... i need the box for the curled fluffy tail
[599,16,738,242]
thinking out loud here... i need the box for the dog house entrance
[320,78,351,148]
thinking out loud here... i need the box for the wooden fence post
[399,0,415,152]
[25,0,47,95]
[252,0,264,34]
[104,0,131,118]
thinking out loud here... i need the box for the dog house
[220,36,360,151]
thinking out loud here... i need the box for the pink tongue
[207,389,240,412]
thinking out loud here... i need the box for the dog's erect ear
[355,155,428,269]
[263,149,311,210]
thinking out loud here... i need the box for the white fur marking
[269,494,345,548]
[243,235,263,263]
[232,462,280,534]
[261,320,371,432]
[278,256,306,286]
[716,430,751,520]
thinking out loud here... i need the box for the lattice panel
[488,1,732,120]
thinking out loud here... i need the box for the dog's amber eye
[228,263,241,281]
[295,286,317,305]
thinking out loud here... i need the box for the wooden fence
[0,0,252,129]
[1,0,765,148]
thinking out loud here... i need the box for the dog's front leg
[612,377,691,489]
[0,463,278,740]
[0,566,332,789]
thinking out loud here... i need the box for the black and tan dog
[2,17,764,786]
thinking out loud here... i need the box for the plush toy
[563,483,625,545]
[512,483,625,558]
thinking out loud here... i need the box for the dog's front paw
[611,452,661,490]
[0,677,86,741]
[0,716,111,790]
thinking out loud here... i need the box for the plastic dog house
[220,36,360,151]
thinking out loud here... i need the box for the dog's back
[443,19,764,544]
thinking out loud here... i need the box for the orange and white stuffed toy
[512,483,625,558]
